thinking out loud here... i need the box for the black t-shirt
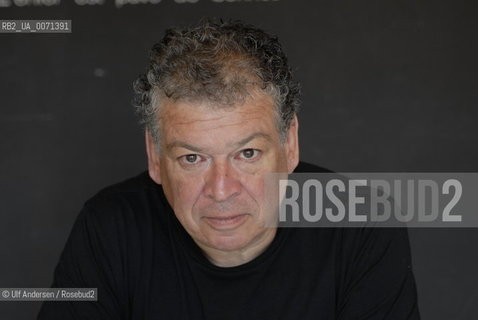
[38,162,420,319]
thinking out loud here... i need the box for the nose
[204,160,242,202]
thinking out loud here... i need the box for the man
[39,19,420,319]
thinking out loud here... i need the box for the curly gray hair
[133,19,300,151]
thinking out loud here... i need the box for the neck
[196,228,277,268]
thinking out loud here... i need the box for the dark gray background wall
[1,0,477,319]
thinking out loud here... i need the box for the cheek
[240,152,286,201]
[240,175,266,208]
[163,174,205,217]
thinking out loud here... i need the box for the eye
[238,148,261,160]
[179,154,202,165]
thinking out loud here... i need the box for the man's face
[146,92,299,257]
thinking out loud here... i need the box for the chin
[206,232,254,252]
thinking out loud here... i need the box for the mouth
[202,214,249,230]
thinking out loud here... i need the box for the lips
[203,214,248,230]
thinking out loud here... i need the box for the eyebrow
[166,132,273,153]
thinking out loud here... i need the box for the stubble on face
[147,92,298,266]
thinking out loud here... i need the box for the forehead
[158,93,280,150]
[160,93,277,129]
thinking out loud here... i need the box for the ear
[145,130,162,184]
[284,114,300,173]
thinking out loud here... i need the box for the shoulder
[88,171,158,203]
[294,161,333,173]
[77,171,169,238]
[84,171,164,211]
